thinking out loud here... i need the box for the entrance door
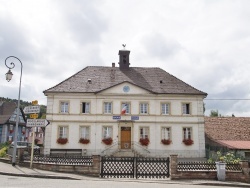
[121,127,131,149]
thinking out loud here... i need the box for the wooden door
[121,127,131,149]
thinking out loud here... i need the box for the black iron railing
[177,161,242,172]
[22,154,93,166]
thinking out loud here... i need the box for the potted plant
[182,138,193,145]
[57,138,68,145]
[34,138,40,145]
[9,129,14,134]
[102,137,113,145]
[161,139,171,145]
[139,138,149,146]
[79,138,90,144]
[22,127,26,135]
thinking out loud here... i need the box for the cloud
[1,0,250,117]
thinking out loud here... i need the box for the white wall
[44,83,206,157]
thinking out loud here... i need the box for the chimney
[112,62,115,67]
[118,49,130,70]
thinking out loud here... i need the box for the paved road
[0,175,245,188]
[1,160,249,187]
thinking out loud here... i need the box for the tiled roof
[216,140,250,149]
[0,102,16,124]
[44,66,207,95]
[205,117,250,141]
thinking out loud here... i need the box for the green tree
[210,110,220,117]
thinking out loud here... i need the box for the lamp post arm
[5,56,23,166]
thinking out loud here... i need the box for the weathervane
[122,44,126,50]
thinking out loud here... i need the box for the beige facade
[44,82,206,157]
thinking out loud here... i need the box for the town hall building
[43,48,207,158]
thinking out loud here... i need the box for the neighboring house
[205,117,250,160]
[0,101,27,143]
[27,127,44,145]
[43,48,207,158]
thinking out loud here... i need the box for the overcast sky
[1,0,250,117]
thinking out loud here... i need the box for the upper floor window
[183,127,192,140]
[103,126,112,139]
[140,127,149,139]
[59,126,68,138]
[161,127,171,140]
[8,136,12,141]
[140,103,148,114]
[60,101,69,113]
[182,103,190,115]
[161,103,170,115]
[104,102,112,114]
[121,103,130,114]
[80,126,90,139]
[81,102,90,114]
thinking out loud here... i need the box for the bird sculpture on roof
[122,44,126,49]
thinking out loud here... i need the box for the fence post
[170,155,178,180]
[240,160,250,183]
[93,155,101,176]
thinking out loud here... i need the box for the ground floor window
[183,127,192,139]
[140,127,149,139]
[103,126,112,139]
[161,127,171,140]
[80,126,90,139]
[59,126,68,138]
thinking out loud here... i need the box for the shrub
[0,147,7,157]
[208,151,241,163]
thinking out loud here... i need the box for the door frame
[118,121,133,149]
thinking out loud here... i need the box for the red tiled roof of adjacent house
[44,66,207,96]
[205,117,250,141]
[216,140,250,149]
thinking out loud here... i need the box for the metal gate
[100,157,170,179]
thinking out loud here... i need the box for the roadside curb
[0,171,80,180]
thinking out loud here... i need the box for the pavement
[0,159,250,187]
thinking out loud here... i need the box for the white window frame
[59,126,68,138]
[81,102,90,114]
[140,127,149,139]
[80,126,90,139]
[161,127,171,140]
[103,126,112,139]
[60,101,69,113]
[182,103,191,115]
[161,103,170,115]
[8,136,12,141]
[140,103,148,114]
[183,127,192,140]
[104,102,112,114]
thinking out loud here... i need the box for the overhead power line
[204,99,250,101]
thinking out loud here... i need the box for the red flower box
[57,138,68,145]
[79,138,90,144]
[139,138,149,146]
[102,138,113,145]
[9,130,14,134]
[161,139,171,145]
[183,138,193,146]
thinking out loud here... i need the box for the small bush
[0,147,7,157]
[208,151,241,163]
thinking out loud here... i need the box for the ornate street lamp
[5,56,23,166]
